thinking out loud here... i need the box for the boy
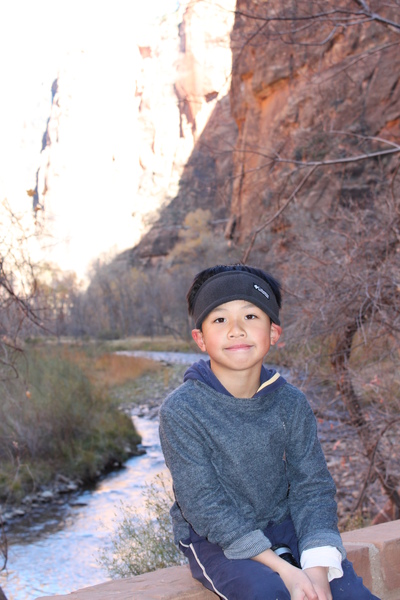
[159,264,379,600]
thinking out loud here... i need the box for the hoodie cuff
[301,546,343,582]
[224,529,271,559]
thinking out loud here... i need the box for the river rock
[38,491,54,502]
[1,508,26,522]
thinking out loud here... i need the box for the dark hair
[187,264,282,316]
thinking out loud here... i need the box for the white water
[0,417,166,600]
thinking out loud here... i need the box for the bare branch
[234,1,400,32]
[241,136,400,262]
[353,417,400,513]
[242,164,318,262]
[353,0,400,32]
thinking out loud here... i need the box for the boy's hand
[303,566,332,600]
[252,550,328,599]
[278,561,319,599]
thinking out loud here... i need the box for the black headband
[192,271,281,328]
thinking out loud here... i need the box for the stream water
[0,414,166,600]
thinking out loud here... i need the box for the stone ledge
[36,566,213,600]
[341,520,400,600]
[36,520,400,600]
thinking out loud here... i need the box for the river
[0,416,165,600]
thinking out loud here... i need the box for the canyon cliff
[127,0,399,274]
[228,0,400,257]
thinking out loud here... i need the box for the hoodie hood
[183,359,285,398]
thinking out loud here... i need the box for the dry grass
[0,346,144,502]
[56,347,159,389]
[91,353,159,387]
[103,335,196,353]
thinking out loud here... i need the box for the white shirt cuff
[301,546,343,582]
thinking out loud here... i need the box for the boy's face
[191,300,282,378]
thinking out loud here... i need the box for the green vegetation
[0,345,159,503]
[98,473,186,577]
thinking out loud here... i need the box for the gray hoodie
[159,361,345,560]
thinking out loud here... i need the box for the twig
[353,418,400,512]
[242,165,318,262]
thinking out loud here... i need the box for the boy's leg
[330,558,381,600]
[180,532,290,600]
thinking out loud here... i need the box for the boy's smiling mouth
[225,344,253,351]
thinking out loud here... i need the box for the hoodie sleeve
[284,390,346,559]
[159,395,272,558]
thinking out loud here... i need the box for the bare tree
[0,200,43,381]
[0,200,40,594]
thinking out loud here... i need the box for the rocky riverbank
[0,358,184,532]
[0,476,80,526]
[0,445,146,530]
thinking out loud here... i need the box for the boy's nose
[228,321,245,337]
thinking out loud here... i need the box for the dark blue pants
[179,519,381,600]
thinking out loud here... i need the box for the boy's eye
[245,314,257,320]
[214,317,226,323]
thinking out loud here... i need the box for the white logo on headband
[253,284,270,299]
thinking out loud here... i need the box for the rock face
[127,91,238,263]
[227,0,400,254]
[33,0,236,278]
[31,1,400,272]
[126,0,400,269]
[128,0,237,264]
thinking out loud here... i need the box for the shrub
[98,473,186,577]
[0,346,141,502]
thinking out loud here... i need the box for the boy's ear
[192,329,207,352]
[270,323,282,346]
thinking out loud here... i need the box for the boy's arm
[252,550,332,600]
[283,391,345,559]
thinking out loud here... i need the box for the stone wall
[36,520,400,600]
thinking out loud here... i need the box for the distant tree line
[29,209,238,341]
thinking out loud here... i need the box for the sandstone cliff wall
[128,1,400,271]
[228,0,400,257]
[127,0,238,264]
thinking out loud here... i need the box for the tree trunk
[0,586,8,600]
